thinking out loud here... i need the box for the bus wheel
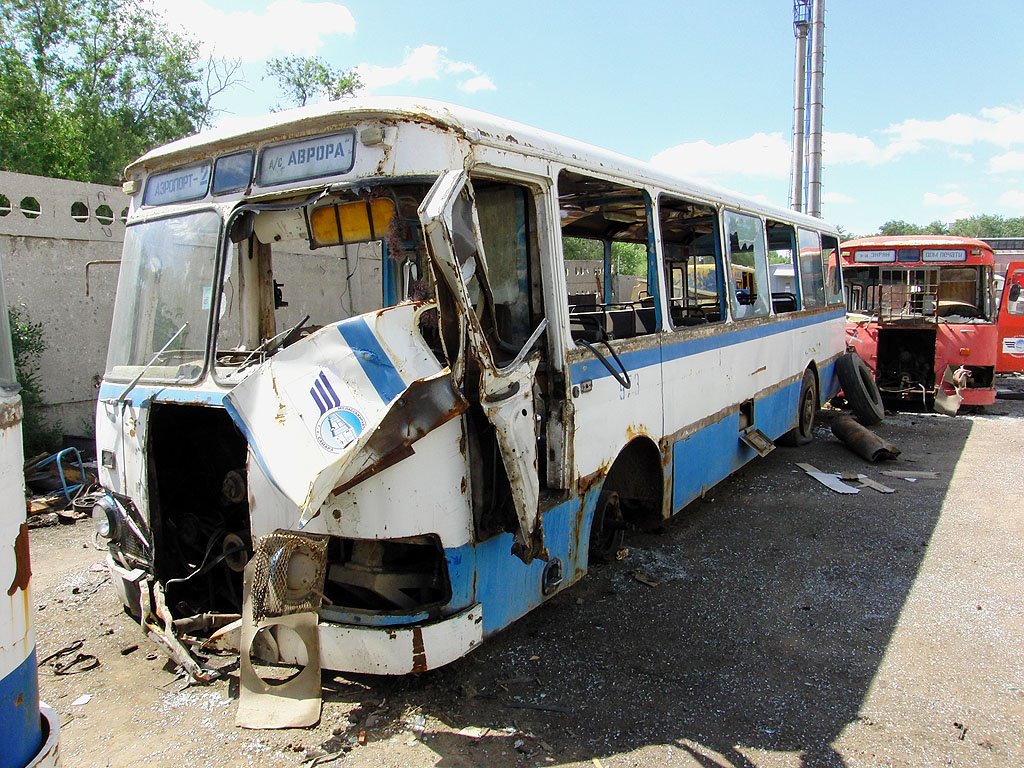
[778,369,818,446]
[836,353,884,425]
[589,490,624,563]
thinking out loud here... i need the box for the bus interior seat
[771,292,798,313]
[635,307,657,333]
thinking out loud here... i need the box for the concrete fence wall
[0,171,128,436]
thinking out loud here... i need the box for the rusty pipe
[831,414,900,462]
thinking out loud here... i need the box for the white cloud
[989,151,1024,174]
[650,132,791,181]
[356,45,495,94]
[822,131,887,166]
[458,75,496,94]
[148,0,356,61]
[884,106,1024,152]
[999,190,1024,208]
[923,191,970,207]
[822,191,854,204]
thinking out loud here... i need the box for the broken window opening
[559,170,656,342]
[767,220,800,313]
[725,211,770,320]
[797,228,826,310]
[213,182,436,383]
[659,194,723,328]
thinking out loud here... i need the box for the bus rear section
[840,236,997,412]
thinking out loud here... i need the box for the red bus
[997,261,1024,373]
[838,236,997,412]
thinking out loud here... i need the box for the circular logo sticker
[315,406,365,453]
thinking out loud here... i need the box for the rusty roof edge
[125,96,836,231]
[841,235,995,250]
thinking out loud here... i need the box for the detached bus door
[997,262,1024,373]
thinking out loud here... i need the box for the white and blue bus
[94,98,846,680]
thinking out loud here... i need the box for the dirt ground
[28,377,1024,768]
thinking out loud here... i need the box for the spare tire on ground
[836,352,885,425]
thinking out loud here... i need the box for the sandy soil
[28,378,1024,768]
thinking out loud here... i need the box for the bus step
[740,428,776,457]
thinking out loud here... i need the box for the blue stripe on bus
[0,647,42,768]
[97,382,227,407]
[437,389,797,636]
[569,308,845,383]
[336,317,406,404]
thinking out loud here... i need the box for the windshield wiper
[116,321,189,404]
[226,314,310,374]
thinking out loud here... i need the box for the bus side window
[659,194,723,328]
[822,234,843,305]
[766,220,799,313]
[558,170,656,341]
[797,228,825,309]
[724,211,770,320]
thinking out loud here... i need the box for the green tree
[0,0,236,184]
[9,307,60,455]
[265,55,361,109]
[875,214,1024,239]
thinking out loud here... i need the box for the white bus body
[94,98,845,678]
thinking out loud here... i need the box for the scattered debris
[27,511,60,528]
[796,463,860,494]
[120,644,139,656]
[831,414,901,462]
[38,638,99,675]
[70,694,92,707]
[457,726,490,739]
[881,470,939,480]
[632,572,660,588]
[503,699,572,714]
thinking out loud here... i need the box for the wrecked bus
[839,236,997,413]
[93,98,847,682]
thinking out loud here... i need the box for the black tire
[778,369,818,446]
[588,490,624,563]
[836,353,885,425]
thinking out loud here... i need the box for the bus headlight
[92,497,120,540]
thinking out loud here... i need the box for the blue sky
[151,0,1024,236]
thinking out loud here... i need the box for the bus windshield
[105,210,222,383]
[843,264,993,323]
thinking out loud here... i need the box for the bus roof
[841,235,993,252]
[126,96,835,232]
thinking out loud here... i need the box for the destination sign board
[144,163,211,206]
[853,249,895,263]
[258,131,356,186]
[923,249,967,262]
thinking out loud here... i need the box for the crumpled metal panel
[224,303,446,526]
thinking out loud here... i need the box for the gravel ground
[29,376,1024,768]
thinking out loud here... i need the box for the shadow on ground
[321,409,974,768]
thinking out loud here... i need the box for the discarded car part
[836,352,885,425]
[249,531,328,623]
[934,365,969,415]
[141,581,219,684]
[237,559,322,730]
[830,414,901,462]
[796,462,861,494]
[851,475,896,494]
